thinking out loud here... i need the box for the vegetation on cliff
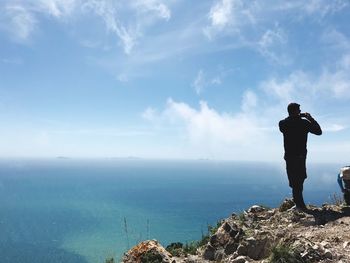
[108,199,350,262]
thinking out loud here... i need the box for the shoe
[296,206,308,212]
[287,205,308,213]
[287,205,297,212]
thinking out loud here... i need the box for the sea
[0,159,343,263]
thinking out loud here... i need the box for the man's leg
[292,179,306,209]
[344,190,350,205]
[286,157,307,209]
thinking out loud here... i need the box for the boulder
[203,220,244,261]
[244,236,273,260]
[230,255,247,263]
[122,240,174,263]
[247,205,266,213]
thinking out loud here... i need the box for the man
[337,166,350,205]
[279,103,322,211]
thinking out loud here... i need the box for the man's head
[340,166,350,180]
[287,103,301,116]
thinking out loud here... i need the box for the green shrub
[105,258,114,263]
[237,212,246,225]
[202,220,222,243]
[166,242,183,257]
[180,220,223,256]
[330,192,344,206]
[140,250,163,263]
[269,245,305,263]
[183,241,199,255]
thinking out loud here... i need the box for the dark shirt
[279,116,322,159]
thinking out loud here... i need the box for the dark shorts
[285,156,307,188]
[344,191,350,205]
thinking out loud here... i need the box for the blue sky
[0,0,350,162]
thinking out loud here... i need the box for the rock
[244,236,273,260]
[324,249,333,259]
[120,200,350,263]
[224,241,238,255]
[320,241,331,249]
[183,254,210,263]
[275,230,285,237]
[236,244,248,256]
[122,240,173,263]
[214,249,225,261]
[279,198,295,212]
[247,205,266,213]
[202,244,215,261]
[230,255,247,263]
[203,220,244,261]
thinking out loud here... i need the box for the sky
[0,0,350,162]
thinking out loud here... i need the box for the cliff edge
[119,200,350,263]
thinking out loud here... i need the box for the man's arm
[338,173,345,193]
[304,113,322,135]
[279,120,285,133]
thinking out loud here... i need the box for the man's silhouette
[279,103,322,210]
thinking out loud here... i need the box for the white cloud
[131,0,171,20]
[192,70,205,95]
[0,0,172,54]
[323,124,346,132]
[318,69,350,99]
[317,30,350,98]
[256,64,350,136]
[141,97,272,160]
[203,0,349,51]
[275,0,348,17]
[241,90,258,112]
[259,28,285,49]
[82,1,138,54]
[1,57,23,65]
[117,73,129,82]
[191,69,223,95]
[81,0,172,54]
[258,25,290,64]
[164,98,262,144]
[3,5,37,41]
[260,50,350,104]
[142,75,349,160]
[204,0,249,39]
[36,0,78,18]
[321,28,350,52]
[211,77,222,85]
[260,71,316,105]
[209,0,239,29]
[142,107,158,121]
[340,54,350,69]
[298,0,348,17]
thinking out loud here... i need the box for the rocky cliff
[120,200,350,263]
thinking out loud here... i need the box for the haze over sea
[0,159,342,263]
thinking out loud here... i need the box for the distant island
[109,156,143,160]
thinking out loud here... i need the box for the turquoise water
[0,159,341,263]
